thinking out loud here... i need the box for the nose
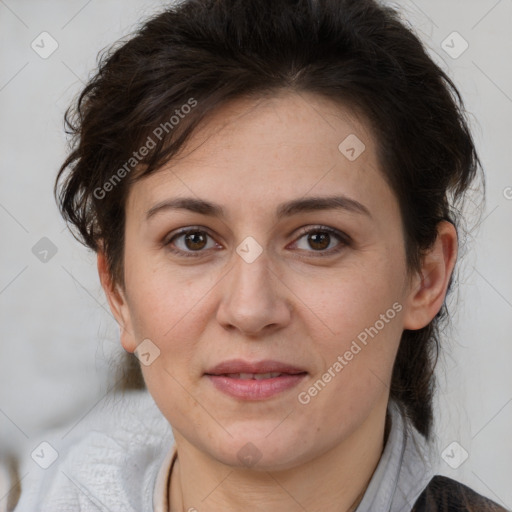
[215,248,293,337]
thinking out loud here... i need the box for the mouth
[205,359,308,400]
[219,372,295,380]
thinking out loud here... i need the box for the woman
[13,0,508,510]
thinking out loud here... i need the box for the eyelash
[163,225,351,259]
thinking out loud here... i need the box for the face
[101,91,439,471]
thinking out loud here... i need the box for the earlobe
[402,221,458,331]
[96,251,137,353]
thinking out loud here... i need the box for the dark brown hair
[54,0,484,440]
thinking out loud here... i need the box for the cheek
[125,249,209,336]
[124,262,220,398]
[308,261,403,338]
[304,260,405,394]
[297,299,403,438]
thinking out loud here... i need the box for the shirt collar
[153,443,177,512]
[354,399,435,512]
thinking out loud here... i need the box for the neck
[169,400,389,512]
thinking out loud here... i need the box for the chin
[204,426,314,471]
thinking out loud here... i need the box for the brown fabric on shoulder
[412,475,509,512]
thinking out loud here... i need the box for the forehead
[125,91,392,223]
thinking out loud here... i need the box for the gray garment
[12,391,435,512]
[355,400,436,512]
[13,391,173,512]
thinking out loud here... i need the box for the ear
[97,250,138,353]
[402,221,458,331]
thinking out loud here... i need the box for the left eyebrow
[145,195,372,222]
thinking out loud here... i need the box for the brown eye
[183,231,208,250]
[164,228,218,257]
[292,226,350,257]
[307,231,331,251]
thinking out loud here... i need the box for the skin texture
[98,91,457,512]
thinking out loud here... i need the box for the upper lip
[205,359,307,375]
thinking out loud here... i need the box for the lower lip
[206,373,307,400]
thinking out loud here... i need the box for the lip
[205,359,308,400]
[206,359,307,375]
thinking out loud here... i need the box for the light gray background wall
[0,0,511,508]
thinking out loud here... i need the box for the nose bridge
[216,241,291,335]
[232,243,272,296]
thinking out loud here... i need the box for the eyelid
[163,225,350,258]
